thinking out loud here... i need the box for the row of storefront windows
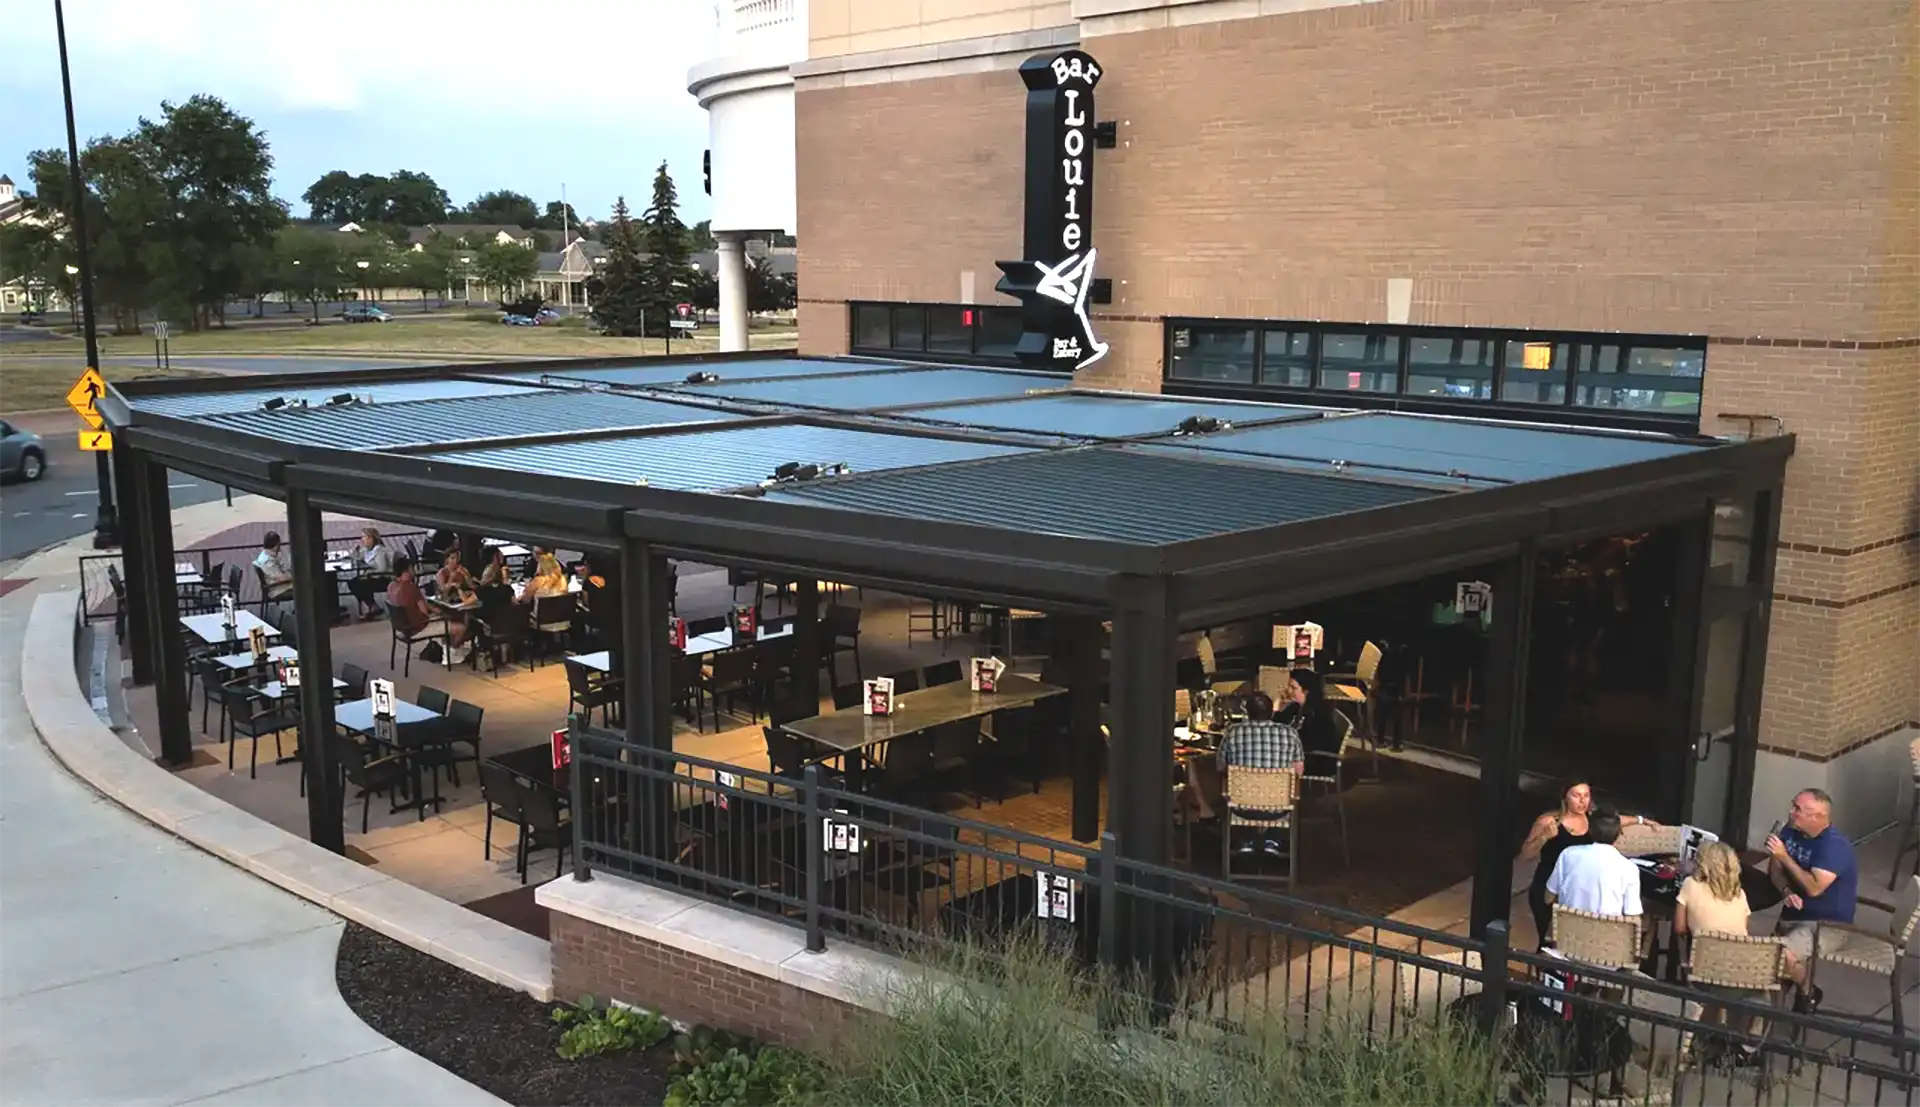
[848,303,1705,421]
[1168,321,1705,419]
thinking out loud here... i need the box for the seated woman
[1279,668,1344,769]
[1516,780,1662,948]
[346,527,395,618]
[1673,840,1794,1063]
[474,548,515,609]
[517,552,570,604]
[436,549,473,597]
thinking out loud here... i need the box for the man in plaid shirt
[1219,691,1304,774]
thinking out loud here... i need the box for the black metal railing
[570,730,1917,1105]
[78,530,431,629]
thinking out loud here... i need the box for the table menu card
[863,676,895,716]
[969,656,1006,693]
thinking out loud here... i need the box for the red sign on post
[551,728,571,771]
[670,616,687,650]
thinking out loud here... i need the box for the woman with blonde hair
[1674,841,1750,938]
[516,551,569,603]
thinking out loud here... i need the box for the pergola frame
[101,354,1794,934]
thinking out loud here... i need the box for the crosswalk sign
[78,430,113,451]
[66,367,107,430]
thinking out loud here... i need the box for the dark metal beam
[1469,540,1537,936]
[1058,613,1105,843]
[115,441,153,685]
[287,488,344,855]
[1107,575,1174,866]
[140,455,194,766]
[793,578,821,712]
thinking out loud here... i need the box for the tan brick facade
[549,910,868,1051]
[795,0,1919,764]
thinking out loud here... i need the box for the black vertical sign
[996,50,1107,372]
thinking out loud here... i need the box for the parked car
[501,313,536,326]
[533,307,562,323]
[342,305,393,323]
[0,420,47,483]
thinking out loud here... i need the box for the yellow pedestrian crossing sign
[66,367,107,430]
[78,430,114,452]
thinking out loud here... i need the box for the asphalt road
[0,354,425,563]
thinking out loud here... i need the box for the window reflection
[1261,329,1314,387]
[1499,340,1572,405]
[1407,337,1495,399]
[1576,345,1704,415]
[1318,333,1400,393]
[1170,327,1257,383]
[853,304,890,350]
[891,307,925,353]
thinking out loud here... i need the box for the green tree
[688,218,717,251]
[380,170,451,225]
[472,240,536,304]
[635,161,694,338]
[745,255,794,313]
[460,189,539,227]
[0,222,72,313]
[303,169,449,225]
[302,169,362,222]
[399,237,461,311]
[535,199,583,232]
[686,264,718,313]
[273,226,346,321]
[584,196,646,336]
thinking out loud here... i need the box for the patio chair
[218,681,297,779]
[822,605,862,687]
[670,652,707,727]
[414,685,451,715]
[874,731,938,804]
[923,659,964,687]
[252,564,293,621]
[978,706,1046,801]
[929,718,983,806]
[1300,709,1357,868]
[831,682,863,711]
[1679,931,1792,1068]
[763,726,811,779]
[906,597,950,643]
[1396,949,1484,1022]
[1893,738,1920,889]
[1324,641,1384,750]
[339,662,369,700]
[513,776,572,885]
[530,593,576,663]
[1615,822,1683,858]
[767,692,814,729]
[475,602,534,676]
[273,608,298,649]
[334,732,408,834]
[883,668,921,694]
[1805,874,1919,1059]
[478,759,528,861]
[1220,765,1299,888]
[687,614,727,637]
[1545,906,1649,1098]
[387,606,447,678]
[701,649,759,731]
[566,657,622,728]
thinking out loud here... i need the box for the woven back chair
[1174,688,1191,724]
[1615,822,1684,858]
[1551,905,1644,970]
[1680,932,1789,1064]
[1397,949,1483,1021]
[1810,874,1918,1049]
[1220,765,1298,888]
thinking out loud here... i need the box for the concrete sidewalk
[0,507,502,1106]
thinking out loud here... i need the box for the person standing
[1767,788,1858,1011]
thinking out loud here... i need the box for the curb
[21,590,552,1002]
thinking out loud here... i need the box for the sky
[0,0,716,224]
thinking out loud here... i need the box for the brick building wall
[794,0,1917,773]
[549,910,868,1051]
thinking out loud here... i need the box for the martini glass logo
[1032,247,1108,369]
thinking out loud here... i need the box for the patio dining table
[336,696,451,815]
[180,610,279,646]
[782,674,1066,755]
[212,644,300,670]
[569,622,797,675]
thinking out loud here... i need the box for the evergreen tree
[585,196,647,336]
[635,161,694,337]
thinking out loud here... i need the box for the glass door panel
[1688,612,1749,840]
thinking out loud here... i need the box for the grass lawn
[87,316,798,360]
[0,360,212,413]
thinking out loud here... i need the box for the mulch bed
[334,923,669,1107]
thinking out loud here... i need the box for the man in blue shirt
[1766,787,1858,1011]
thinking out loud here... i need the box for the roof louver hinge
[760,460,852,488]
[1173,415,1231,436]
[685,371,719,385]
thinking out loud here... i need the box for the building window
[1169,325,1257,383]
[847,301,1037,368]
[1497,340,1572,406]
[1162,318,1707,428]
[1319,332,1400,393]
[1407,336,1495,400]
[1260,328,1314,388]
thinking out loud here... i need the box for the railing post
[803,765,826,953]
[569,714,591,882]
[1478,919,1510,1033]
[1097,831,1118,969]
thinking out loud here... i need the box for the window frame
[1162,317,1707,432]
[847,300,1036,369]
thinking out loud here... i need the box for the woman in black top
[1279,668,1343,768]
[1518,781,1662,947]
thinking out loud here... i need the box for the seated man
[253,531,294,602]
[386,559,466,662]
[1217,691,1303,856]
[1767,787,1858,1012]
[1545,809,1642,925]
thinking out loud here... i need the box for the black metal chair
[923,659,964,687]
[671,652,706,727]
[763,726,811,779]
[701,649,759,732]
[822,605,863,687]
[514,777,572,884]
[219,681,296,779]
[475,601,534,676]
[930,719,983,806]
[687,615,728,637]
[566,658,622,727]
[979,707,1046,800]
[387,606,447,677]
[530,593,576,664]
[884,668,921,694]
[439,699,485,787]
[335,732,408,833]
[873,730,937,803]
[478,759,528,861]
[339,662,369,700]
[768,693,814,729]
[415,685,451,715]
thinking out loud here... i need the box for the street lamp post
[355,258,371,301]
[55,0,116,548]
[459,256,472,303]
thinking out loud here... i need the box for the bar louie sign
[996,49,1107,372]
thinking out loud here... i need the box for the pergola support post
[1107,575,1174,865]
[1060,613,1105,843]
[1469,540,1537,937]
[288,488,344,855]
[793,578,821,712]
[115,441,154,685]
[621,539,676,864]
[139,454,194,766]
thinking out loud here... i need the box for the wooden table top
[783,674,1065,754]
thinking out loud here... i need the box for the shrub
[663,1026,822,1106]
[811,936,1507,1106]
[551,996,671,1060]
